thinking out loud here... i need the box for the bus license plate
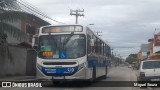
[53,76,64,79]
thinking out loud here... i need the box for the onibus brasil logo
[2,82,42,87]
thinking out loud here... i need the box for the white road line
[147,87,153,90]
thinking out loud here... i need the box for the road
[0,66,159,90]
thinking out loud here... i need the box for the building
[0,10,50,76]
[1,10,50,46]
[140,44,149,60]
[153,33,160,53]
[147,33,160,59]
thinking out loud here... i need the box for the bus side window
[95,37,98,54]
[97,39,101,55]
[101,42,104,55]
[87,35,91,54]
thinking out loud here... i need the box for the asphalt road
[0,66,159,90]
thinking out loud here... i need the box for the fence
[0,45,36,77]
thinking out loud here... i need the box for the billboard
[154,34,160,46]
[137,52,142,60]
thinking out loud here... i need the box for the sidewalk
[0,76,36,81]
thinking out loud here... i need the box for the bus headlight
[78,63,86,70]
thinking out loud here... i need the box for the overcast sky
[26,0,160,59]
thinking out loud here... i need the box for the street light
[88,24,94,26]
[154,28,160,35]
[87,24,94,27]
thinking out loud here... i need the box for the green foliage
[0,10,27,21]
[0,10,29,41]
[0,0,18,10]
[125,54,138,64]
[0,0,28,61]
[0,21,28,41]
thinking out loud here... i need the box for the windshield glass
[38,34,86,59]
[142,61,160,69]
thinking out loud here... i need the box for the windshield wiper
[63,31,74,45]
[62,32,74,50]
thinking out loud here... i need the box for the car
[137,59,160,81]
[128,65,132,68]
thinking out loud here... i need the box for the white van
[137,60,160,81]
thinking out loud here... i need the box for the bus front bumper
[36,67,87,81]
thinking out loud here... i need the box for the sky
[26,0,160,59]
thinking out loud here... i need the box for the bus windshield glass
[38,34,86,59]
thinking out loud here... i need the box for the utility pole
[95,31,102,36]
[111,48,114,57]
[70,9,84,24]
[111,48,114,61]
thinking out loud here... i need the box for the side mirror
[32,34,38,51]
[32,37,35,48]
[90,39,94,46]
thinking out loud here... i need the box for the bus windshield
[38,34,86,59]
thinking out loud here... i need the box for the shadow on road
[43,77,106,87]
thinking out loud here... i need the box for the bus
[32,24,111,83]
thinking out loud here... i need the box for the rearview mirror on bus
[90,39,94,46]
[32,38,38,52]
[32,34,39,51]
[32,37,35,48]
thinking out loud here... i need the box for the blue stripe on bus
[87,57,107,68]
[41,66,78,76]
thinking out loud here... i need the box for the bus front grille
[43,62,77,65]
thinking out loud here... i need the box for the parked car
[137,59,160,81]
[133,63,140,70]
[128,65,132,68]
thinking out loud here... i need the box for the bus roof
[39,24,110,47]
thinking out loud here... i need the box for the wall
[0,45,35,77]
[153,46,160,53]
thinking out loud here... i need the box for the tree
[0,0,28,41]
[0,10,28,42]
[125,54,138,64]
[0,0,20,10]
[0,0,28,61]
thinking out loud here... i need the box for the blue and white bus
[32,24,111,83]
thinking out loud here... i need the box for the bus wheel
[103,66,108,79]
[92,66,96,81]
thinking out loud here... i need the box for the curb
[0,76,36,81]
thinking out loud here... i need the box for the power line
[95,31,102,36]
[8,1,42,18]
[17,1,51,22]
[6,1,52,25]
[7,1,62,25]
[17,0,65,24]
[19,0,48,19]
[5,1,27,13]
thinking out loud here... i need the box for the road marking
[147,87,153,90]
[64,88,74,90]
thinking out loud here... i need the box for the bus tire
[92,66,96,81]
[103,66,108,79]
